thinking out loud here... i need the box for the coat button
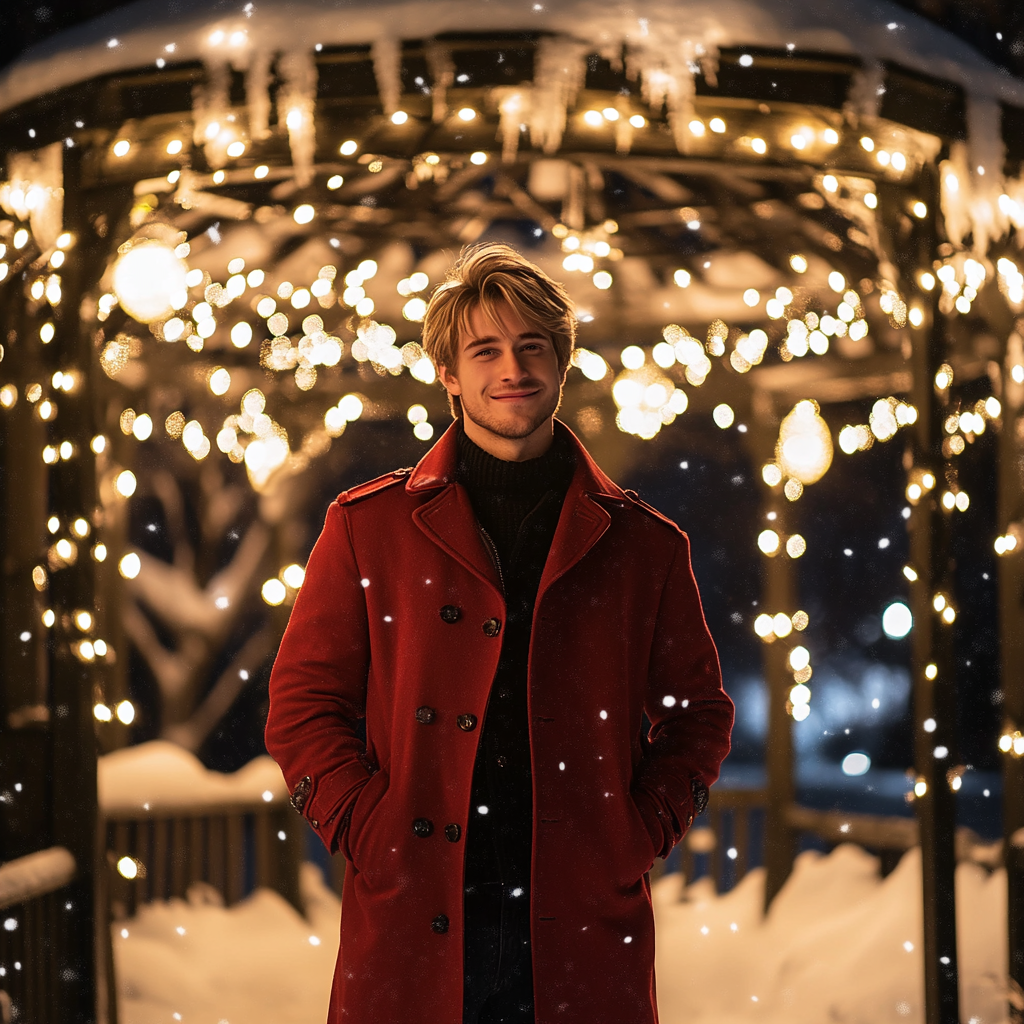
[457,713,477,731]
[311,819,319,829]
[686,814,693,827]
[440,605,462,623]
[289,776,312,814]
[496,755,507,768]
[413,817,434,837]
[482,618,502,637]
[415,706,436,724]
[444,823,462,842]
[431,914,449,934]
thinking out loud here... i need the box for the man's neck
[460,415,555,462]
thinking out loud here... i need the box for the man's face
[438,300,565,443]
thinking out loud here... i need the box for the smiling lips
[492,389,540,400]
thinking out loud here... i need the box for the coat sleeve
[264,499,375,855]
[631,529,735,860]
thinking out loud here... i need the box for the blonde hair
[421,242,577,419]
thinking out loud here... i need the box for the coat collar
[408,418,626,601]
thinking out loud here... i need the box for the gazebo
[0,0,1022,1021]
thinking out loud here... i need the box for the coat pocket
[623,790,658,885]
[345,767,391,873]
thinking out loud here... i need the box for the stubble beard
[461,385,562,441]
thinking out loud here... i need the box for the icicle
[625,42,697,155]
[494,88,529,163]
[276,49,318,187]
[697,44,719,90]
[372,37,402,118]
[530,37,589,155]
[844,61,884,127]
[562,164,585,230]
[613,94,633,155]
[426,40,454,124]
[939,142,973,251]
[0,142,63,250]
[246,50,273,142]
[965,96,1007,254]
[193,59,232,169]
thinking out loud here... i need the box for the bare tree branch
[163,626,281,752]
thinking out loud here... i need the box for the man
[265,242,734,1024]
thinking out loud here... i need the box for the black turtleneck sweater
[455,421,577,889]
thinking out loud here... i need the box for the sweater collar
[406,417,625,501]
[455,419,575,493]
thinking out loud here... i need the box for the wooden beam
[998,316,1024,1023]
[906,162,960,1024]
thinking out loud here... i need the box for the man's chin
[464,404,555,441]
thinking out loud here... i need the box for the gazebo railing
[102,799,303,918]
[665,790,1003,897]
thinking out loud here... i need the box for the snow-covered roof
[1,0,1023,118]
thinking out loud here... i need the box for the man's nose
[498,348,531,380]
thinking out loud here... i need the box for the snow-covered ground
[114,844,1009,1024]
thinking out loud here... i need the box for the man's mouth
[492,390,540,401]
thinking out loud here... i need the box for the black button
[431,914,449,934]
[440,605,462,623]
[413,817,434,837]
[496,755,507,768]
[457,713,477,731]
[444,823,462,842]
[482,618,501,637]
[415,706,436,724]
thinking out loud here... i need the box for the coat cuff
[288,755,379,853]
[632,776,703,860]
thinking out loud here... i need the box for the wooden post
[749,390,798,909]
[999,319,1024,1021]
[906,163,960,1024]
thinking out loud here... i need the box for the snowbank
[98,740,288,813]
[114,844,1009,1024]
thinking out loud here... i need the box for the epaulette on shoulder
[621,489,682,532]
[336,467,414,506]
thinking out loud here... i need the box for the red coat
[265,418,734,1024]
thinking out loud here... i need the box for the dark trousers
[463,880,535,1024]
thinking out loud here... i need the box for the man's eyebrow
[464,332,548,350]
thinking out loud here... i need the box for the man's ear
[438,365,462,396]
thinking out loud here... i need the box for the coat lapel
[406,418,625,600]
[412,483,504,596]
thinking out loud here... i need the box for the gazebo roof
[1,0,1022,119]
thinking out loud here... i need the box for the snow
[0,846,76,909]
[113,844,1009,1024]
[98,740,288,813]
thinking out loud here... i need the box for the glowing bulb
[282,563,305,588]
[118,552,141,579]
[112,242,189,323]
[115,470,137,497]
